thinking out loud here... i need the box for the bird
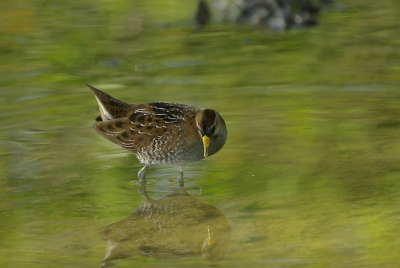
[88,84,227,182]
[99,181,232,266]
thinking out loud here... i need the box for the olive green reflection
[99,182,232,267]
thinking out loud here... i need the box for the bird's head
[195,109,227,158]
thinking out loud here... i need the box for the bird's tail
[87,84,131,121]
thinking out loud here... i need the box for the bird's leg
[138,180,151,200]
[177,164,185,184]
[179,178,185,188]
[138,164,149,182]
[178,170,184,181]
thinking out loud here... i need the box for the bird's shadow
[98,181,232,267]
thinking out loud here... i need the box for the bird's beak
[202,135,210,158]
[206,225,213,246]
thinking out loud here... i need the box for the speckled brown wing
[93,117,137,152]
[93,102,199,155]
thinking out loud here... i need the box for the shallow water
[1,1,400,267]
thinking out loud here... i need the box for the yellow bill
[202,135,210,158]
[207,225,213,246]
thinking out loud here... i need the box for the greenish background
[1,0,400,267]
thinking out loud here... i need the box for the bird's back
[93,101,204,164]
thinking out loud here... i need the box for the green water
[1,0,400,267]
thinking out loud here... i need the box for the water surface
[1,1,400,267]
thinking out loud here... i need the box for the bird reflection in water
[98,181,232,267]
